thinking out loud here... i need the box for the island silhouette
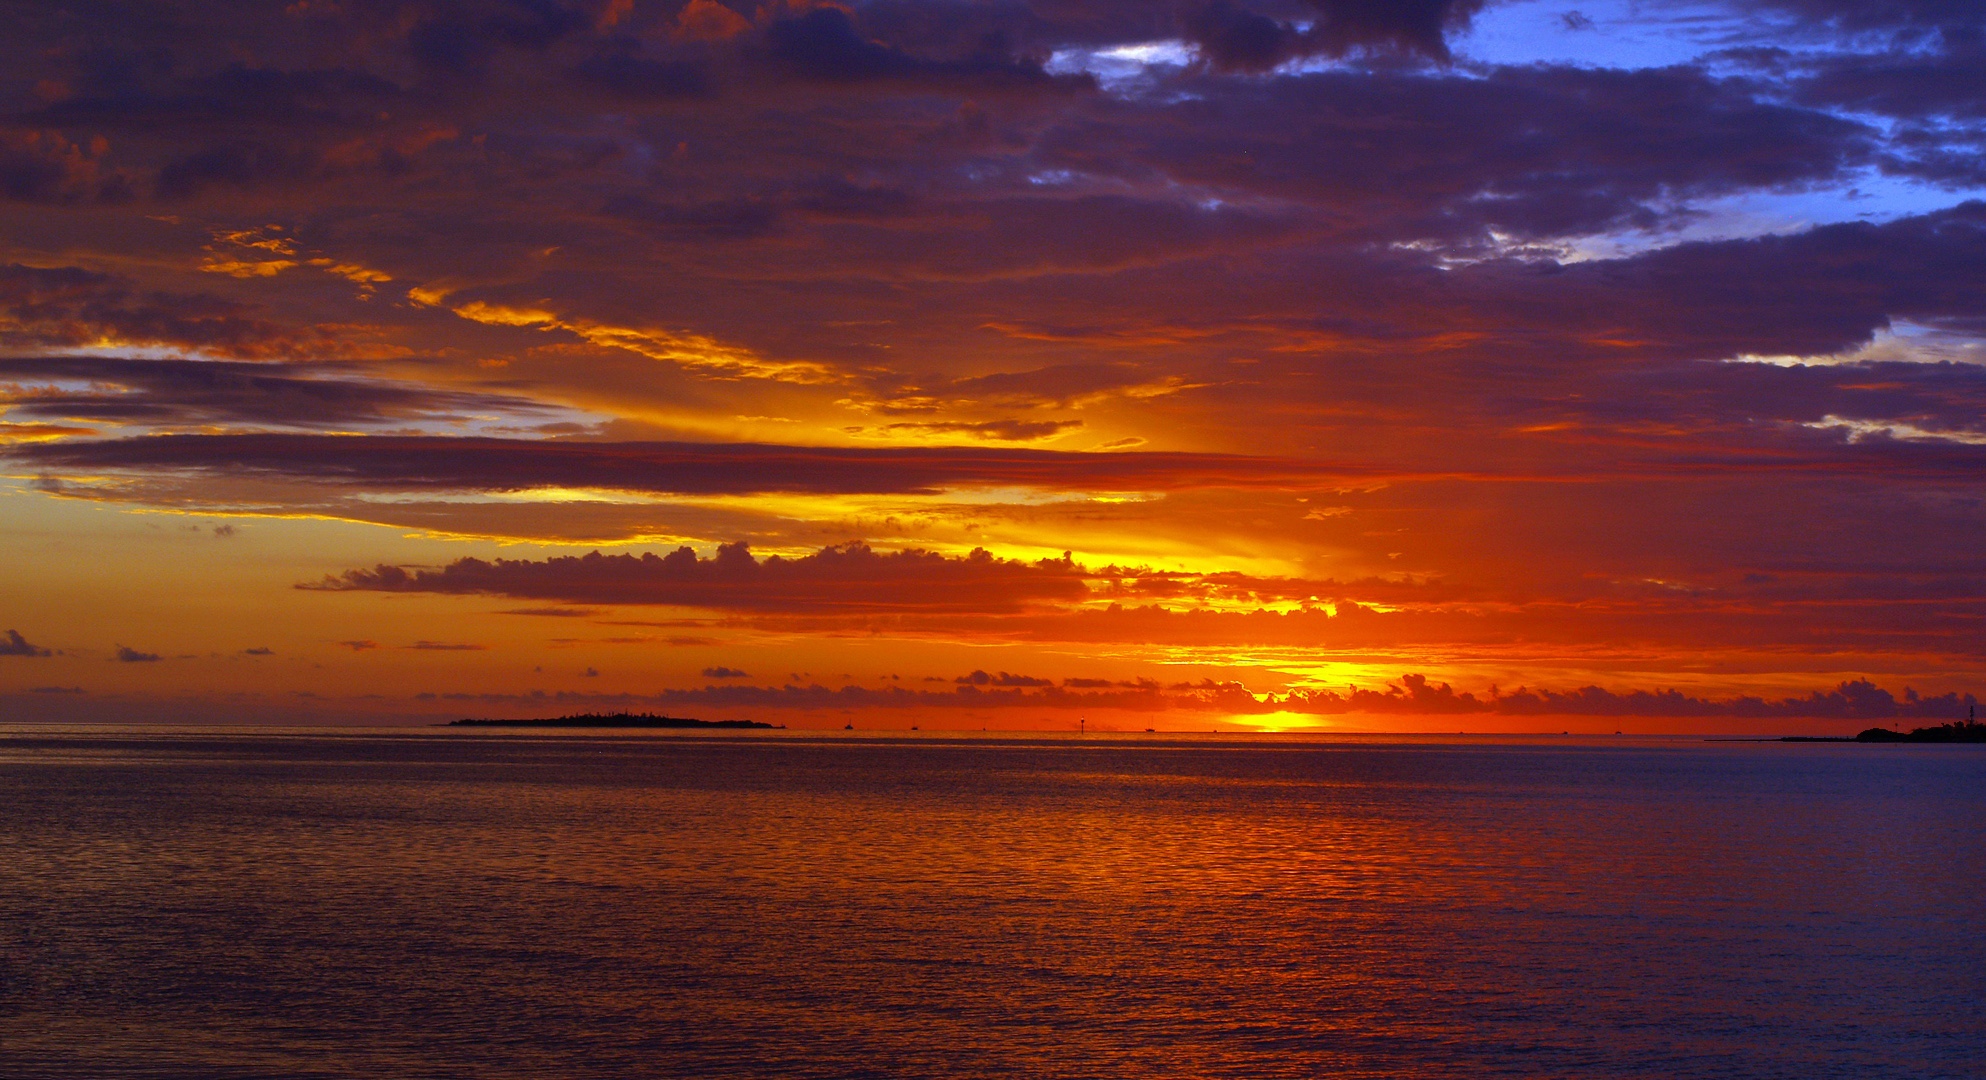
[448,712,781,729]
[1855,713,1985,743]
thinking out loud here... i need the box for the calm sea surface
[1,728,1981,1079]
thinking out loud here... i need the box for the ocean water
[1,728,1981,1079]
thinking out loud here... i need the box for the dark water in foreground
[1,729,1982,1079]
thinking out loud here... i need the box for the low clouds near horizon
[2,630,52,657]
[419,672,1983,722]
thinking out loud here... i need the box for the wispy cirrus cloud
[5,433,1361,494]
[0,355,563,429]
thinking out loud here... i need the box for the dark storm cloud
[1791,36,1986,120]
[1003,202,1986,388]
[0,0,1092,209]
[762,6,1087,92]
[403,0,591,74]
[114,644,161,662]
[0,0,1918,263]
[1184,0,1491,70]
[0,264,307,358]
[1,629,52,657]
[6,434,1352,493]
[153,141,326,201]
[842,0,1494,64]
[844,0,1490,69]
[1184,1,1310,73]
[2,43,437,201]
[0,355,562,428]
[681,191,1311,285]
[0,0,1954,235]
[568,52,712,100]
[1500,202,1986,362]
[701,666,748,678]
[1557,357,1986,440]
[0,0,1607,245]
[14,65,402,133]
[599,194,785,241]
[792,177,920,219]
[1297,0,1491,61]
[0,131,133,205]
[1778,44,1986,187]
[1694,2,1986,182]
[1036,63,1875,245]
[305,542,1092,613]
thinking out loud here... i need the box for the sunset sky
[3,0,1982,730]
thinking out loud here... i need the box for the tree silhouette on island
[1857,708,1984,743]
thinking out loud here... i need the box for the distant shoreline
[446,713,783,730]
[1847,720,1985,743]
[1769,721,1986,744]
